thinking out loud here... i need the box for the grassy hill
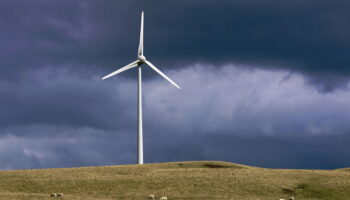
[0,161,350,200]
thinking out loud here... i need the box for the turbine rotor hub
[138,55,146,63]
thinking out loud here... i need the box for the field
[0,161,350,200]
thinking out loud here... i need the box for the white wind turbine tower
[102,12,181,165]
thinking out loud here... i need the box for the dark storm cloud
[0,1,350,170]
[0,69,137,130]
[3,126,350,170]
[142,0,350,90]
[0,126,135,169]
[1,0,349,84]
[0,65,350,169]
[145,132,350,170]
[142,65,350,169]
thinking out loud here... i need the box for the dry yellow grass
[0,161,349,200]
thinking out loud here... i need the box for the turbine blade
[138,11,144,56]
[102,60,139,80]
[145,60,181,89]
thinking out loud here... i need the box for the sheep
[148,194,155,199]
[57,193,64,197]
[160,197,167,200]
[50,193,57,198]
[289,197,295,200]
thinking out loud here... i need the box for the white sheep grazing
[57,193,64,197]
[289,197,295,200]
[50,193,57,198]
[160,197,167,200]
[148,194,155,199]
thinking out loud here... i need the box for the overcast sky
[0,0,350,170]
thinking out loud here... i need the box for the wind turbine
[102,12,180,165]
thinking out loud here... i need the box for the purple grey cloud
[0,0,350,170]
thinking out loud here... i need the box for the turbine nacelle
[138,55,147,63]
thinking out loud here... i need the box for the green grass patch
[0,161,349,200]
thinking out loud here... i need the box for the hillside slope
[0,161,350,200]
